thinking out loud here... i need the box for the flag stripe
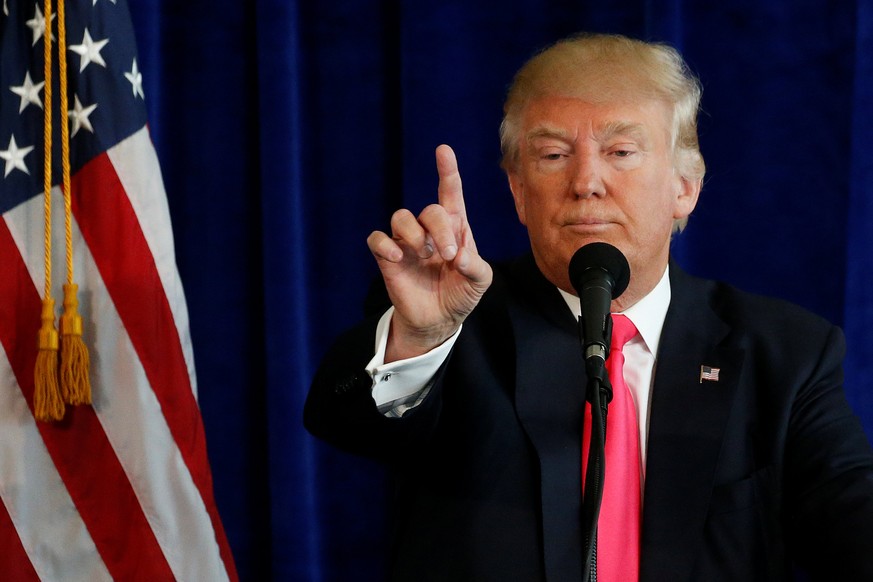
[0,377,41,582]
[107,129,198,398]
[0,500,39,582]
[72,145,235,579]
[0,215,175,581]
[0,348,110,582]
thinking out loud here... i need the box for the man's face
[507,95,700,305]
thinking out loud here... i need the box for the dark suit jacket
[304,255,873,581]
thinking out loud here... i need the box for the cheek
[645,172,682,211]
[524,196,560,233]
[623,180,680,234]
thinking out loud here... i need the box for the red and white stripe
[0,127,236,581]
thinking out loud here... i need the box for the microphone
[571,243,631,582]
[568,242,630,366]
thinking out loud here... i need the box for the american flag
[699,365,720,383]
[0,1,236,579]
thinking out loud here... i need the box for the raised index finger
[435,144,467,219]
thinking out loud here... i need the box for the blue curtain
[127,2,873,580]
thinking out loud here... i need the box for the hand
[367,145,493,362]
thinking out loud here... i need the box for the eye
[603,144,644,169]
[542,152,564,161]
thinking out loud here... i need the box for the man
[304,33,873,580]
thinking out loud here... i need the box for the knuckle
[390,209,422,239]
[420,203,441,214]
[419,205,449,232]
[390,208,414,226]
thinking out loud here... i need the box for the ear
[508,172,527,225]
[672,174,701,222]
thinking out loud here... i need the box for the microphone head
[568,242,631,299]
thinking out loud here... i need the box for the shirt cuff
[366,307,461,409]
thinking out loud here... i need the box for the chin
[565,234,619,254]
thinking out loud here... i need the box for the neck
[610,262,667,312]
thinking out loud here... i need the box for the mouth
[562,218,614,232]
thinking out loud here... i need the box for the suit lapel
[640,264,745,581]
[506,256,587,581]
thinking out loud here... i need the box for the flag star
[68,95,98,137]
[26,5,56,46]
[0,136,35,178]
[10,72,45,113]
[124,59,145,99]
[69,29,109,72]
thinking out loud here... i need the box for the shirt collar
[558,265,672,357]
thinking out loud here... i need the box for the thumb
[454,247,493,287]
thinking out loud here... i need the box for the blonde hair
[499,34,705,230]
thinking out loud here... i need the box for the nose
[571,155,606,199]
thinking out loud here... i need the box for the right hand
[367,144,493,362]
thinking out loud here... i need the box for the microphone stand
[568,243,629,581]
[580,320,613,582]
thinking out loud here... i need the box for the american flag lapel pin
[699,365,720,383]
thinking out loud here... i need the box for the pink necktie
[581,314,641,582]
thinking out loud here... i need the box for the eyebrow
[525,126,573,144]
[524,121,652,149]
[597,121,651,148]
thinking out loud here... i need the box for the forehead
[520,95,672,144]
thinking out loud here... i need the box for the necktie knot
[610,314,637,353]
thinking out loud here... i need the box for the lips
[562,216,614,229]
[565,218,608,225]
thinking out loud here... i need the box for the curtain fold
[126,2,873,579]
[845,0,873,439]
[255,2,321,580]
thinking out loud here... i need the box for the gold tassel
[34,298,65,422]
[60,284,91,405]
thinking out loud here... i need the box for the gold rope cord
[34,0,64,422]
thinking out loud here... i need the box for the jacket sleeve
[784,324,873,579]
[303,315,449,462]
